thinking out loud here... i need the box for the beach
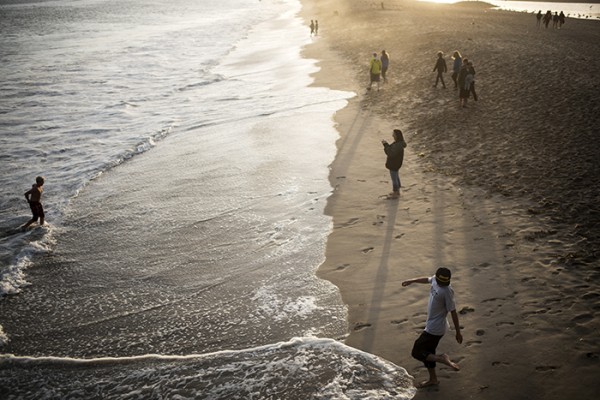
[302,0,600,399]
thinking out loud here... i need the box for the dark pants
[411,331,443,369]
[470,81,478,101]
[435,71,445,87]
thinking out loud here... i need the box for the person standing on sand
[310,20,315,36]
[432,51,447,88]
[402,267,463,389]
[457,59,472,108]
[536,10,542,28]
[315,20,319,35]
[451,51,462,90]
[368,52,382,91]
[559,11,566,28]
[381,50,390,83]
[23,176,45,229]
[467,60,477,101]
[543,10,552,29]
[381,129,406,199]
[553,12,559,29]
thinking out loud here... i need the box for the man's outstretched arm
[402,277,430,287]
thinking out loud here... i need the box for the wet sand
[301,1,600,398]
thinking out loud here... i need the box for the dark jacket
[383,140,406,171]
[434,57,447,73]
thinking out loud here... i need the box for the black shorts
[29,201,44,220]
[411,331,443,368]
[370,72,380,83]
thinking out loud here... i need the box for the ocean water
[0,0,415,398]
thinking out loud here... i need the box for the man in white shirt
[402,267,463,388]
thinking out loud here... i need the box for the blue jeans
[389,169,401,192]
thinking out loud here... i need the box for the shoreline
[301,0,599,398]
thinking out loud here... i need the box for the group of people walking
[367,50,390,91]
[433,50,478,108]
[309,19,319,36]
[537,10,566,29]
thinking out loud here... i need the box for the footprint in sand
[535,365,560,372]
[466,340,482,347]
[335,264,350,271]
[571,313,594,323]
[395,233,405,239]
[391,319,408,325]
[496,321,515,327]
[373,215,386,226]
[353,322,372,331]
[459,306,475,315]
[492,361,510,367]
[361,247,374,253]
[335,218,359,229]
[476,329,485,336]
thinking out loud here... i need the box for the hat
[435,267,452,286]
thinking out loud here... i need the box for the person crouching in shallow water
[402,267,463,389]
[381,129,406,199]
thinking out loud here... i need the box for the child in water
[23,176,45,229]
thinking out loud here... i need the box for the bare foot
[416,380,439,388]
[441,353,460,371]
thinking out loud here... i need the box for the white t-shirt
[425,276,456,336]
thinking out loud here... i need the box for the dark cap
[435,267,452,286]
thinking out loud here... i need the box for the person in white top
[402,267,463,388]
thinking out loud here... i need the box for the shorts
[370,72,380,83]
[411,331,443,369]
[29,201,44,220]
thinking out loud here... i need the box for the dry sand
[300,1,600,398]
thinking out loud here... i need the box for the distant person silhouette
[381,50,390,83]
[467,60,477,101]
[559,11,566,28]
[368,52,382,91]
[315,20,319,35]
[457,59,472,108]
[553,12,559,29]
[451,51,462,90]
[536,11,542,28]
[310,20,315,36]
[432,51,447,88]
[543,11,552,28]
[23,176,45,229]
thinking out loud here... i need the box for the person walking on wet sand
[402,267,463,389]
[381,129,406,199]
[432,51,447,88]
[536,10,542,28]
[368,52,382,91]
[451,51,462,89]
[23,176,45,229]
[310,20,315,36]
